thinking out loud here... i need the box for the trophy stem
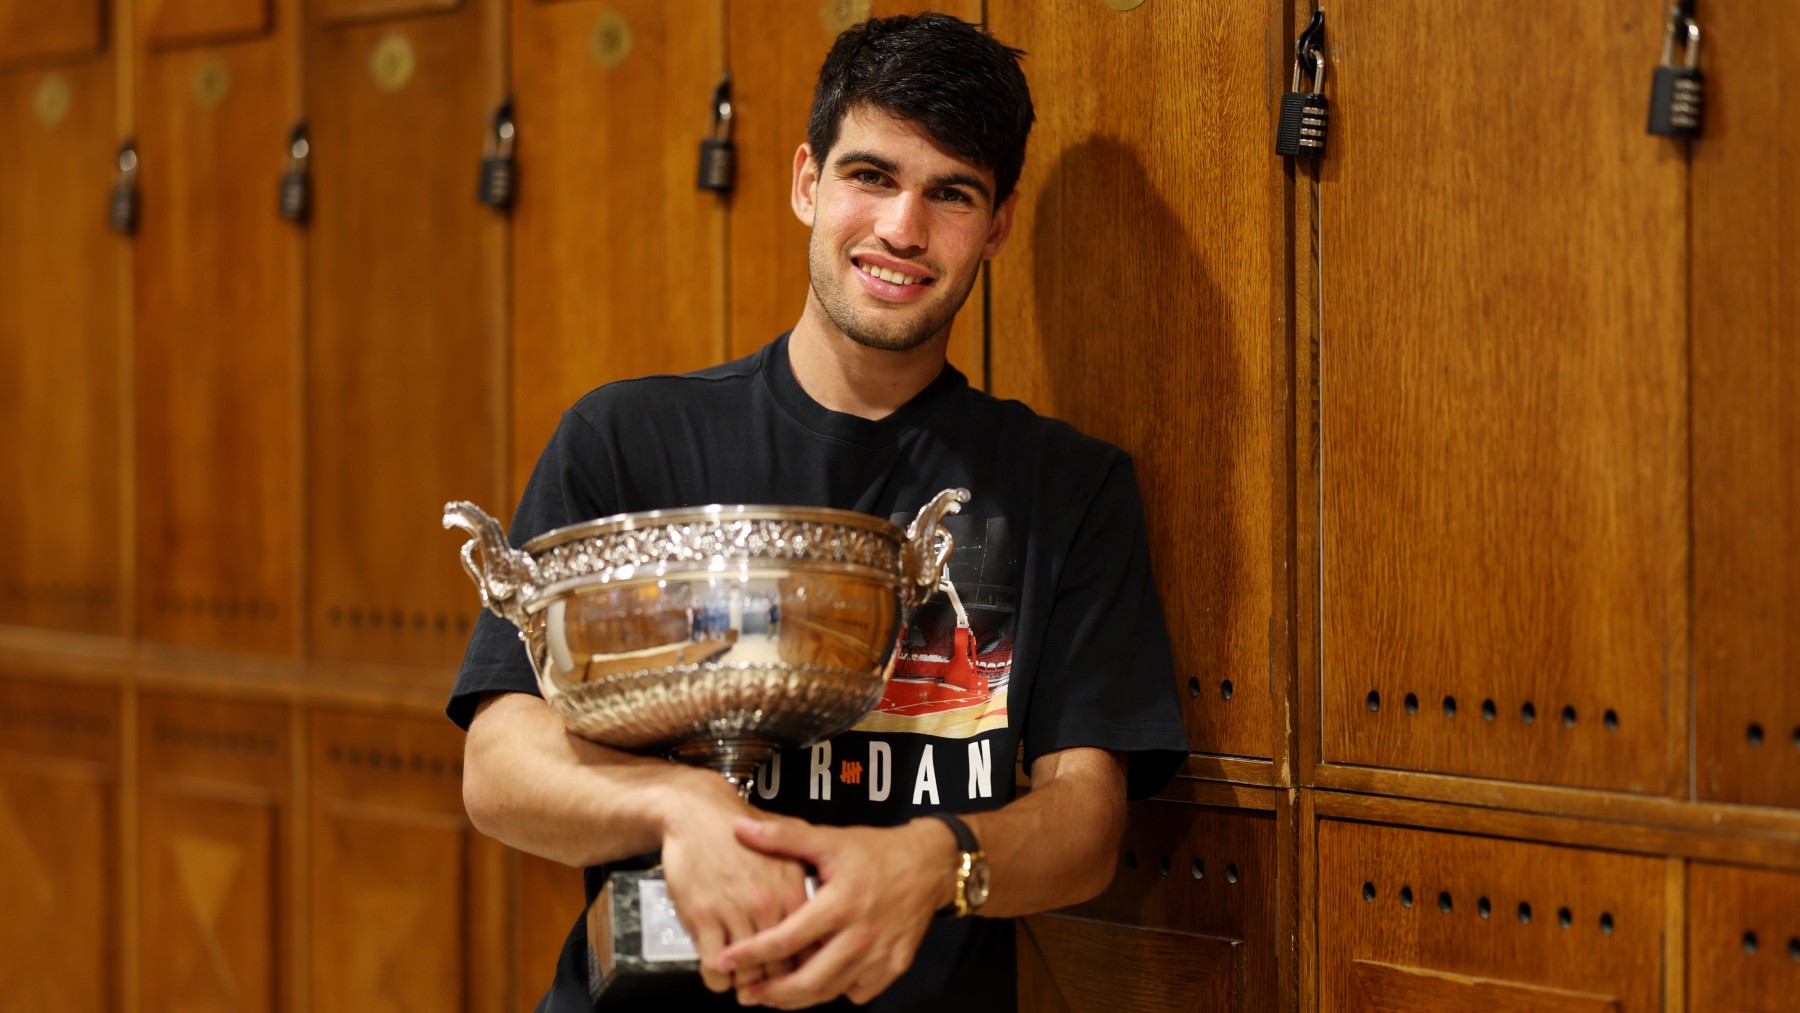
[665,738,778,797]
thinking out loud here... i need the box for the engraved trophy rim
[521,502,907,555]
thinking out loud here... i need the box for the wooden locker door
[0,19,125,635]
[724,0,984,382]
[1688,863,1800,1013]
[135,0,301,654]
[0,677,121,1010]
[987,0,1280,759]
[138,694,292,1013]
[1316,0,1686,793]
[1317,821,1664,1012]
[508,0,727,498]
[303,0,505,668]
[308,708,504,1010]
[1020,801,1278,1011]
[516,851,584,1011]
[1692,0,1800,807]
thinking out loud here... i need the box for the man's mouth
[855,258,933,287]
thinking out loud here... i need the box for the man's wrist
[910,815,962,913]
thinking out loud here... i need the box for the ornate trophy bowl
[442,488,968,787]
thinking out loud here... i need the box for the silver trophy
[443,488,969,1002]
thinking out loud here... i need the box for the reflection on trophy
[443,488,969,1002]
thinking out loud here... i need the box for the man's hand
[657,777,813,993]
[718,815,957,1008]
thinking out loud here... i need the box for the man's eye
[938,189,971,204]
[854,170,885,186]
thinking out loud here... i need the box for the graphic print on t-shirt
[854,514,1014,740]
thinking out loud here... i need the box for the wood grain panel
[135,8,301,654]
[1692,0,1800,808]
[988,0,1277,759]
[1019,917,1238,1012]
[1024,801,1277,1011]
[315,0,459,27]
[517,851,584,1012]
[1688,863,1800,1013]
[145,0,270,48]
[0,678,119,1011]
[724,0,984,383]
[0,56,124,635]
[509,0,726,499]
[0,0,103,65]
[304,2,503,667]
[138,693,291,1013]
[309,709,480,1010]
[1317,0,1686,793]
[1318,821,1663,1012]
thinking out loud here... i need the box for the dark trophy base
[587,867,714,1006]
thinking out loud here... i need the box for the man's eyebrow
[832,150,993,204]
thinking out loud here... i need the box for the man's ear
[791,143,819,228]
[982,190,1020,260]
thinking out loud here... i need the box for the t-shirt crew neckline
[762,331,966,450]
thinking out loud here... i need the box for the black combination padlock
[696,76,734,194]
[479,98,516,210]
[109,140,138,235]
[1276,11,1329,160]
[280,121,310,223]
[1647,9,1704,138]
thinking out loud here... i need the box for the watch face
[966,860,991,909]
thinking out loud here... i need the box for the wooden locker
[723,0,984,382]
[308,707,502,1010]
[987,0,1280,760]
[0,22,125,635]
[1689,863,1800,1013]
[138,693,292,1013]
[508,0,727,499]
[135,0,302,654]
[1315,0,1686,794]
[0,677,121,1010]
[1692,0,1800,808]
[1317,821,1664,1012]
[302,0,505,668]
[1020,801,1278,1011]
[515,851,584,1012]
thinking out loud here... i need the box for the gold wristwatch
[928,812,989,917]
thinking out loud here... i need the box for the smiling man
[450,14,1186,1012]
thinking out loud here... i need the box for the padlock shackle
[1289,9,1326,93]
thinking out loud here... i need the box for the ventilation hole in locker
[1192,860,1205,880]
[1558,907,1573,930]
[456,617,470,633]
[1600,912,1614,935]
[1220,679,1234,701]
[1743,931,1759,955]
[1158,856,1170,876]
[1793,727,1800,749]
[1404,693,1419,715]
[1562,706,1577,727]
[389,610,404,629]
[1604,709,1619,731]
[1443,696,1457,717]
[1518,902,1533,924]
[1482,699,1497,721]
[1187,677,1201,698]
[1226,865,1240,884]
[430,758,445,776]
[1788,937,1799,961]
[371,610,384,629]
[246,599,262,619]
[1363,882,1376,902]
[435,614,449,633]
[412,613,426,631]
[1522,702,1537,725]
[327,606,342,626]
[1367,690,1381,712]
[1399,886,1414,908]
[1438,892,1453,913]
[1478,897,1492,919]
[349,608,363,627]
[1124,851,1137,870]
[410,755,424,773]
[1748,723,1765,747]
[348,749,363,766]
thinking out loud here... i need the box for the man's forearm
[957,747,1127,918]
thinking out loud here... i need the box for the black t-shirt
[450,334,1187,1012]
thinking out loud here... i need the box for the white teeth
[861,262,921,286]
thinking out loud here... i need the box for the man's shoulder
[566,345,766,428]
[959,386,1133,470]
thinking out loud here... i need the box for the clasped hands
[659,794,955,1009]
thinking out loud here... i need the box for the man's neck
[786,296,950,421]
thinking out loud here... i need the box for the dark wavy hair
[807,13,1035,204]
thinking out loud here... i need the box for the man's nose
[874,191,927,253]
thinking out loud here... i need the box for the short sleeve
[446,409,617,730]
[1022,456,1187,800]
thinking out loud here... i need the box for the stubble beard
[807,230,978,353]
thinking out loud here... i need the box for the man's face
[792,105,1016,352]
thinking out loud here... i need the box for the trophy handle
[442,501,540,630]
[901,488,969,610]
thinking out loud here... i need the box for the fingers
[693,921,731,994]
[719,895,836,972]
[735,930,870,1010]
[735,815,827,864]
